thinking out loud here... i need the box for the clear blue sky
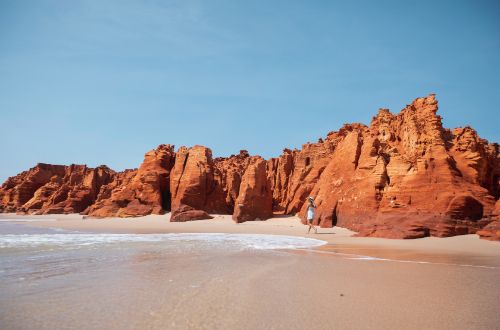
[1,0,499,182]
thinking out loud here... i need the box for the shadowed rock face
[477,200,500,241]
[1,95,498,239]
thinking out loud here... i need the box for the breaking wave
[0,233,326,251]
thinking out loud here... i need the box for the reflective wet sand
[313,243,500,268]
[1,244,499,329]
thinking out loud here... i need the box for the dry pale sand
[1,213,500,330]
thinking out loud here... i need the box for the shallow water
[0,221,326,288]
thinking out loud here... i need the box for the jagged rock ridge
[1,95,498,240]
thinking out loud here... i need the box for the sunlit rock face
[1,95,498,239]
[0,163,115,215]
[83,144,176,217]
[233,157,273,223]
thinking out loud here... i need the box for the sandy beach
[1,214,499,330]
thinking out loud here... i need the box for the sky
[1,0,499,182]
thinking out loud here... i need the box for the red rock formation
[84,144,175,217]
[0,163,114,214]
[1,94,498,240]
[233,157,273,222]
[477,200,500,241]
[290,95,497,238]
[447,126,500,198]
[169,145,216,221]
[211,150,254,212]
[168,147,261,222]
[169,147,260,222]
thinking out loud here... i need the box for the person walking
[306,197,317,234]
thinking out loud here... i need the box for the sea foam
[0,232,326,250]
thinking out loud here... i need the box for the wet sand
[1,213,499,329]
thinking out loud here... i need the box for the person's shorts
[307,218,313,223]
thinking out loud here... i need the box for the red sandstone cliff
[284,95,498,239]
[169,147,254,221]
[0,163,115,214]
[1,95,498,240]
[169,145,215,221]
[477,200,500,241]
[82,144,175,217]
[233,157,273,222]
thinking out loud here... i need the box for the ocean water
[0,220,326,284]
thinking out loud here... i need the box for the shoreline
[2,213,499,266]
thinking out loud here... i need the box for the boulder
[170,205,213,222]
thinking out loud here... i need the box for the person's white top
[307,205,315,220]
